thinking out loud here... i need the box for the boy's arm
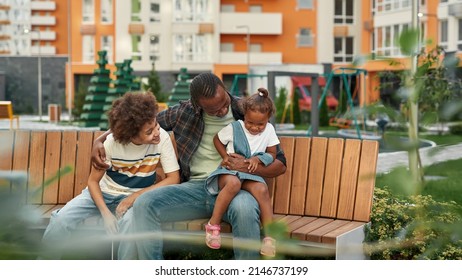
[115,170,180,218]
[91,130,111,170]
[87,168,118,234]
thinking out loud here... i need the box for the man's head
[108,91,159,144]
[190,72,230,117]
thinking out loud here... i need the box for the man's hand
[226,153,248,172]
[91,141,109,170]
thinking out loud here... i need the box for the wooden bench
[0,101,20,129]
[0,130,379,259]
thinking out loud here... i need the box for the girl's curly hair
[108,91,158,144]
[242,87,276,117]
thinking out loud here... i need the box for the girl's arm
[87,168,118,234]
[213,134,229,161]
[115,170,180,218]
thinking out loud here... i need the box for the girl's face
[244,110,269,135]
[131,118,161,145]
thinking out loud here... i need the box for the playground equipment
[291,76,338,111]
[229,73,267,96]
[308,67,368,139]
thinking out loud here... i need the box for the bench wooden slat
[59,131,78,204]
[28,131,46,204]
[288,137,311,215]
[305,137,328,217]
[354,140,379,222]
[0,130,14,171]
[43,131,62,204]
[272,137,295,214]
[12,131,30,198]
[306,219,350,243]
[291,217,334,240]
[322,221,366,244]
[285,216,318,232]
[74,131,94,196]
[337,139,361,220]
[320,138,344,218]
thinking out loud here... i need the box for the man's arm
[227,145,286,178]
[91,130,111,170]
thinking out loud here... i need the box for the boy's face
[131,118,161,145]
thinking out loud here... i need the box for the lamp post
[24,28,42,121]
[235,25,250,73]
[236,25,250,94]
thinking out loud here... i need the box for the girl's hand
[221,155,230,168]
[102,212,118,235]
[247,157,261,173]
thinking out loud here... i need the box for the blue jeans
[132,179,261,260]
[41,188,135,259]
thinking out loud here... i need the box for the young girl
[41,92,180,259]
[204,88,280,257]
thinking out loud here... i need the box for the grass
[375,158,462,207]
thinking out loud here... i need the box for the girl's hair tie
[258,91,264,97]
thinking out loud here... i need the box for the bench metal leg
[335,224,368,260]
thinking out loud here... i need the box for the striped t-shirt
[99,128,179,196]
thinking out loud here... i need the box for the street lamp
[235,25,250,73]
[24,28,42,121]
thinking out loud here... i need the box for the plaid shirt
[157,94,286,182]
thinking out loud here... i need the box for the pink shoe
[205,222,221,249]
[260,237,276,257]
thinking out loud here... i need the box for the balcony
[29,31,55,41]
[219,51,282,65]
[31,45,56,55]
[448,3,462,17]
[220,12,282,35]
[31,15,56,26]
[31,1,56,11]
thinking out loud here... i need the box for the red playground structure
[291,76,338,111]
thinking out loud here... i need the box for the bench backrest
[0,130,104,204]
[0,130,379,224]
[0,101,15,119]
[270,136,379,223]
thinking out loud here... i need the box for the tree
[144,63,168,102]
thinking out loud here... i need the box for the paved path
[377,143,462,174]
[3,115,462,174]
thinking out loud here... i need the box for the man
[91,73,286,259]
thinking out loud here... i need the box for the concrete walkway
[2,115,462,174]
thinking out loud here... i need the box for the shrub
[365,187,462,260]
[449,123,462,135]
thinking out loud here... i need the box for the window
[101,36,113,63]
[149,35,160,61]
[297,0,313,9]
[174,33,211,62]
[131,34,142,61]
[249,5,262,13]
[174,0,210,22]
[150,0,161,22]
[82,35,95,63]
[334,0,353,24]
[440,20,448,50]
[131,0,141,22]
[297,28,313,47]
[101,0,112,23]
[334,37,354,62]
[82,0,94,23]
[220,43,233,52]
[374,23,409,57]
[220,5,234,12]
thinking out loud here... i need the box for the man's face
[198,86,231,118]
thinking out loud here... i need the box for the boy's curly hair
[108,91,158,144]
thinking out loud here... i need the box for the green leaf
[399,28,419,56]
